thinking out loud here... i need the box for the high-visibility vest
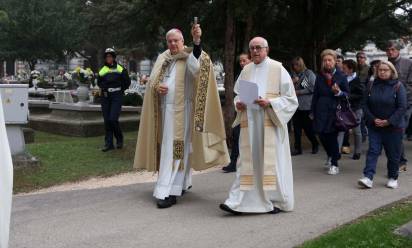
[98,64,124,77]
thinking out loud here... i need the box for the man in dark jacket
[97,48,131,152]
[356,52,370,84]
[386,40,412,171]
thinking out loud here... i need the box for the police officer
[97,48,131,152]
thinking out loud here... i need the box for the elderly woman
[358,61,407,189]
[311,49,349,175]
[290,56,319,156]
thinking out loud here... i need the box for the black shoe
[352,153,361,160]
[268,207,282,214]
[182,186,192,195]
[312,145,319,154]
[101,146,114,152]
[116,143,123,149]
[157,196,177,209]
[219,204,242,215]
[222,164,236,173]
[291,149,302,156]
[169,196,177,205]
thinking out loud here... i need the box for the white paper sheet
[238,80,259,109]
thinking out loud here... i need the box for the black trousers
[292,110,318,151]
[101,91,123,147]
[228,124,240,166]
[318,132,340,166]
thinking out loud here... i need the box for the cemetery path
[10,142,412,248]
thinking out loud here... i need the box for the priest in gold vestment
[134,24,229,208]
[220,37,298,215]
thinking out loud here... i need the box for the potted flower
[72,67,94,105]
[30,70,41,90]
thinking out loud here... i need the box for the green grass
[14,131,138,193]
[299,199,412,248]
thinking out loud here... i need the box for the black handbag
[335,97,358,132]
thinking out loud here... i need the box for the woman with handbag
[358,61,407,189]
[311,49,349,175]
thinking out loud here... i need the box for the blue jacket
[364,79,407,130]
[311,69,349,133]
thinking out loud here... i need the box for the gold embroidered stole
[239,60,281,191]
[152,52,188,170]
[172,60,186,169]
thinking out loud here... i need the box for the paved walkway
[10,142,412,248]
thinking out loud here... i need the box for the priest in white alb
[220,37,298,215]
[134,24,229,208]
[0,93,13,248]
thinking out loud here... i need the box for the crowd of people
[224,39,411,191]
[116,22,411,215]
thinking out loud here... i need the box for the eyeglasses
[249,46,267,51]
[357,56,366,59]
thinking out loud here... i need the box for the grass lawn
[299,198,412,248]
[14,131,138,193]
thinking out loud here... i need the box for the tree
[0,0,86,70]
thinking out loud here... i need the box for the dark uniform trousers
[101,91,123,147]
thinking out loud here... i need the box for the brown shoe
[341,146,351,154]
[399,164,407,172]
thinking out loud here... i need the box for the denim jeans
[363,128,403,180]
[400,106,412,164]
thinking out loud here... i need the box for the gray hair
[249,37,269,48]
[386,39,403,50]
[166,28,184,41]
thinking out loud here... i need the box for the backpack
[367,80,402,97]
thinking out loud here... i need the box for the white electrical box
[0,84,29,124]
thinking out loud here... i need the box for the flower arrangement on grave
[71,67,95,104]
[71,67,94,86]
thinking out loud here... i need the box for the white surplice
[224,57,298,212]
[153,53,200,200]
[0,93,13,248]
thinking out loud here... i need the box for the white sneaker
[324,157,332,169]
[386,179,398,189]
[327,166,339,175]
[358,177,373,188]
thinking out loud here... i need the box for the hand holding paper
[238,80,259,109]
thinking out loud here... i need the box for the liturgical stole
[238,60,282,191]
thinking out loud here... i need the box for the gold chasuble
[237,60,285,191]
[134,48,229,172]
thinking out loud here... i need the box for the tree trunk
[242,15,253,52]
[223,4,236,146]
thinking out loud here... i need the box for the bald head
[166,28,184,55]
[249,37,269,64]
[249,37,268,48]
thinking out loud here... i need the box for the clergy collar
[254,56,269,67]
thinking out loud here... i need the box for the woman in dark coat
[358,61,407,189]
[311,49,349,175]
